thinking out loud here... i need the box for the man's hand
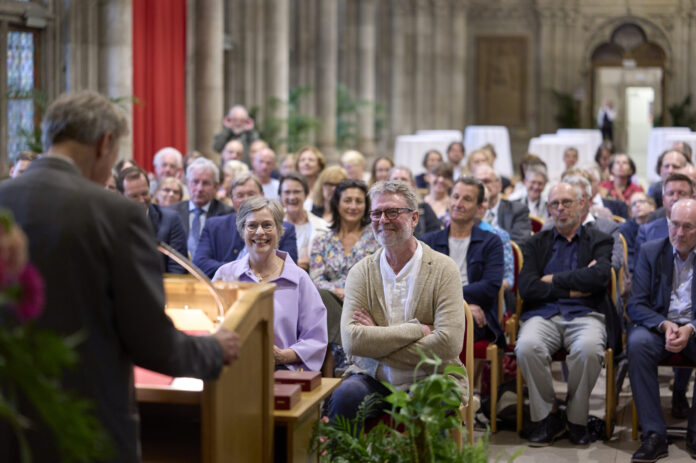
[332,288,345,301]
[420,324,434,336]
[352,309,376,326]
[541,274,553,284]
[470,304,487,328]
[273,346,299,365]
[212,328,241,365]
[0,224,28,278]
[569,290,592,298]
[663,322,693,353]
[587,259,597,267]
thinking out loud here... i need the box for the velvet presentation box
[274,370,322,392]
[274,383,302,410]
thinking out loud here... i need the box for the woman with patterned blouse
[309,179,379,373]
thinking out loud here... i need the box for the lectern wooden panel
[137,279,275,463]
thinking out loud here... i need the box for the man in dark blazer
[628,199,696,462]
[0,91,240,462]
[117,166,187,273]
[474,164,531,244]
[194,211,298,278]
[170,157,234,258]
[515,182,614,447]
[421,176,505,347]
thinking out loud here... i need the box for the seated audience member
[150,147,184,195]
[171,157,234,258]
[280,172,329,270]
[480,143,512,194]
[105,172,118,192]
[446,141,466,180]
[9,150,38,178]
[672,140,693,161]
[424,162,454,225]
[278,153,297,176]
[113,158,139,174]
[326,180,467,422]
[582,165,629,219]
[154,176,185,206]
[194,172,297,278]
[601,153,644,204]
[388,166,442,237]
[252,147,280,200]
[421,177,505,348]
[249,139,268,163]
[415,149,443,190]
[515,182,613,446]
[563,147,579,171]
[508,153,548,200]
[309,179,379,357]
[514,164,548,219]
[369,156,394,186]
[310,165,348,223]
[213,197,327,371]
[216,159,249,203]
[220,139,244,166]
[619,192,655,272]
[627,198,696,462]
[213,104,259,164]
[474,164,532,244]
[341,150,369,182]
[118,167,187,273]
[648,163,696,223]
[464,148,493,177]
[647,149,691,209]
[595,141,615,181]
[296,146,326,209]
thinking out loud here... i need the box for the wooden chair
[454,300,476,445]
[515,268,618,440]
[613,215,626,223]
[504,241,524,344]
[529,215,545,234]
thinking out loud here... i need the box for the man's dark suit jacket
[0,157,224,462]
[518,226,621,353]
[170,198,234,236]
[647,206,666,222]
[193,213,298,278]
[635,217,668,265]
[421,225,505,347]
[602,197,629,219]
[627,237,696,330]
[496,198,532,244]
[148,203,188,273]
[414,201,442,238]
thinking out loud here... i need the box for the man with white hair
[150,146,184,194]
[252,147,280,200]
[213,104,259,165]
[171,157,233,257]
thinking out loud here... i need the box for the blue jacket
[627,237,696,331]
[148,204,188,274]
[193,213,297,278]
[420,226,505,347]
[635,217,668,264]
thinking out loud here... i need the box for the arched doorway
[591,22,666,176]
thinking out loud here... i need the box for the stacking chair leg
[516,366,524,434]
[632,400,639,440]
[487,344,501,433]
[605,348,614,440]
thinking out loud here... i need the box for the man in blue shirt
[515,182,613,447]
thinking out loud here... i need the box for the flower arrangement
[311,350,515,463]
[0,210,112,462]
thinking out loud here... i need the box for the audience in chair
[619,192,656,273]
[415,149,443,190]
[515,182,613,447]
[326,180,467,422]
[388,165,442,238]
[647,148,691,209]
[628,199,696,462]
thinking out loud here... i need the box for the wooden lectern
[137,275,275,463]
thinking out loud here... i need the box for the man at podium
[0,91,241,463]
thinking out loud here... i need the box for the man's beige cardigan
[341,241,468,403]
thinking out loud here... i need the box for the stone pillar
[194,0,224,155]
[264,0,289,154]
[689,9,696,107]
[316,0,338,160]
[451,1,467,129]
[391,0,412,138]
[537,6,556,134]
[296,0,317,122]
[433,0,451,129]
[98,0,133,160]
[414,0,433,129]
[64,0,99,91]
[357,0,377,156]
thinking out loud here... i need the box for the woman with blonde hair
[340,150,369,182]
[310,165,348,223]
[295,145,326,195]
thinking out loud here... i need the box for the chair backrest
[613,215,626,223]
[529,215,544,233]
[510,240,523,316]
[460,300,475,413]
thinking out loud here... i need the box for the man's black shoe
[632,432,668,463]
[686,431,696,459]
[527,412,566,447]
[671,390,690,419]
[567,422,590,446]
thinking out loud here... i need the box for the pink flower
[15,264,44,322]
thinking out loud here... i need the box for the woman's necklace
[254,257,282,282]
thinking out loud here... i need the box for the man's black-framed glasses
[369,208,413,221]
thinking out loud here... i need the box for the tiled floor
[485,365,696,462]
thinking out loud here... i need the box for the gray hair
[230,172,263,193]
[525,164,548,183]
[562,175,592,198]
[235,196,285,237]
[42,91,129,152]
[153,147,183,169]
[388,165,415,185]
[552,181,586,202]
[368,180,419,211]
[186,157,220,183]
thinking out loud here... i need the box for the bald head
[473,164,501,206]
[669,199,696,258]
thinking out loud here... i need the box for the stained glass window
[7,31,35,161]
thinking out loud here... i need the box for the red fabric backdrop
[132,0,187,173]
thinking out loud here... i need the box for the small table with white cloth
[463,125,513,178]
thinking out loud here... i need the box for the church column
[451,0,467,129]
[63,0,99,91]
[264,0,289,154]
[432,0,451,129]
[390,0,412,138]
[98,0,133,159]
[316,0,338,160]
[414,0,432,129]
[194,0,224,155]
[536,5,556,134]
[357,0,377,156]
